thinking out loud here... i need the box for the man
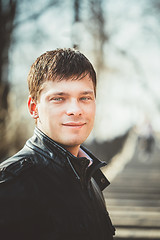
[0,48,115,239]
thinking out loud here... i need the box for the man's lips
[62,122,86,128]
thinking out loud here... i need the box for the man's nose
[66,100,82,116]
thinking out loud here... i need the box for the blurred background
[0,0,160,239]
[0,0,160,159]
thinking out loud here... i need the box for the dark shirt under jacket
[0,127,115,240]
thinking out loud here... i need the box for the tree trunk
[0,0,16,161]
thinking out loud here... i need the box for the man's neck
[63,145,80,157]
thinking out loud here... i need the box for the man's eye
[80,97,91,101]
[50,97,64,102]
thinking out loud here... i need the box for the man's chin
[61,142,81,149]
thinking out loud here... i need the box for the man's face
[29,75,96,155]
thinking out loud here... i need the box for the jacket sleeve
[0,159,44,240]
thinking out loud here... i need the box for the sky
[8,0,160,141]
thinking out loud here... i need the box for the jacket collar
[26,127,110,191]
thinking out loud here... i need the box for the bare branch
[13,0,60,28]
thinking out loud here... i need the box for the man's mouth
[62,122,86,128]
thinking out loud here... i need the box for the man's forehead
[41,76,94,90]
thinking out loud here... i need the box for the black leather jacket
[0,127,115,240]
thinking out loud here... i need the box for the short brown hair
[27,48,97,100]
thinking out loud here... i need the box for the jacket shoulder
[0,150,35,183]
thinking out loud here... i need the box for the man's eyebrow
[48,92,69,96]
[48,90,94,96]
[80,91,94,95]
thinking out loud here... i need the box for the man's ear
[28,96,39,119]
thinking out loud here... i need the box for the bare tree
[72,0,109,73]
[0,0,61,161]
[0,0,16,160]
[88,0,108,73]
[73,0,80,49]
